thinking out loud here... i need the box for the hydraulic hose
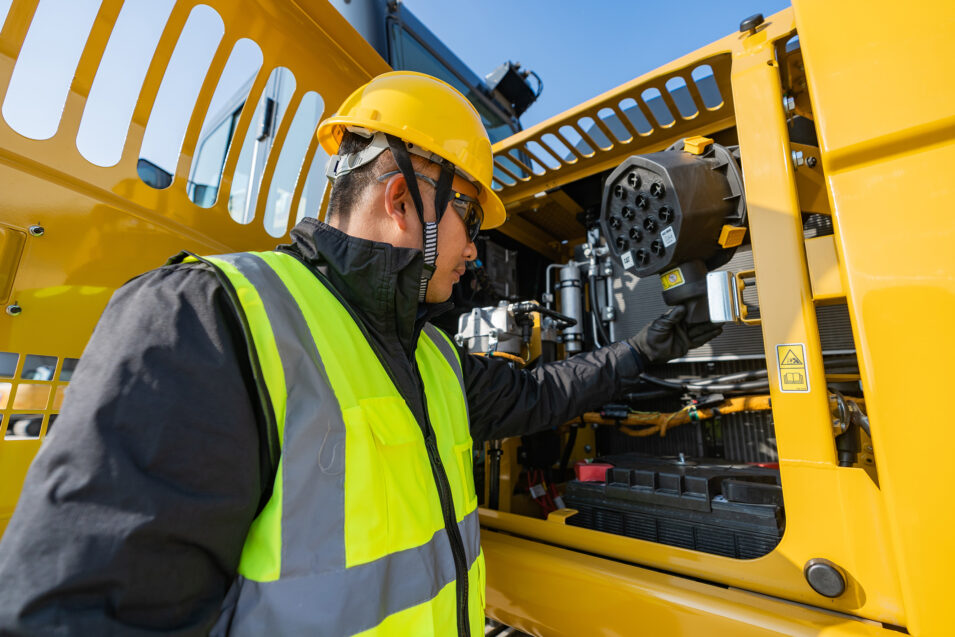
[558,424,579,479]
[588,274,611,347]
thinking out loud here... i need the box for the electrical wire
[638,357,861,393]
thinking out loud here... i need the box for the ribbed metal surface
[721,412,777,463]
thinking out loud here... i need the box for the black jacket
[0,219,644,635]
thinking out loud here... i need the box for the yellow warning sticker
[660,267,685,291]
[776,343,810,392]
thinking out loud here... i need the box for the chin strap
[385,134,455,302]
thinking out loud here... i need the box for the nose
[463,238,477,261]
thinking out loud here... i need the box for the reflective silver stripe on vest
[213,252,481,636]
[224,510,481,636]
[226,252,347,576]
[422,323,469,422]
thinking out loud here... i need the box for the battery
[563,453,783,559]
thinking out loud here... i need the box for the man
[0,72,719,635]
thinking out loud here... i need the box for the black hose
[558,424,579,480]
[625,388,682,402]
[488,446,502,510]
[588,275,611,347]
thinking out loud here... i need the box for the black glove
[628,305,723,365]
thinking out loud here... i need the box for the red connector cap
[574,462,613,482]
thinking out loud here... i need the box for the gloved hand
[628,305,723,365]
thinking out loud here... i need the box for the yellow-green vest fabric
[199,251,484,636]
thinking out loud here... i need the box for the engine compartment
[447,129,871,561]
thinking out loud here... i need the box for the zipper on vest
[413,359,471,637]
[290,254,471,636]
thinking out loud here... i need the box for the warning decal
[660,267,685,291]
[776,343,810,392]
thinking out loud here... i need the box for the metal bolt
[584,445,593,452]
[792,150,805,166]
[804,559,847,598]
[739,13,764,34]
[807,156,818,168]
[783,95,796,113]
[28,225,44,237]
[6,304,22,316]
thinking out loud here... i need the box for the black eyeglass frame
[376,170,484,242]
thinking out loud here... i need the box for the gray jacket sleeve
[462,341,645,442]
[0,263,263,636]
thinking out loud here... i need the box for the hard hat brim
[319,116,506,230]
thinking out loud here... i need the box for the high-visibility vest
[194,251,484,636]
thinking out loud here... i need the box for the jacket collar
[283,218,451,357]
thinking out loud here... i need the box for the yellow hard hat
[317,71,506,229]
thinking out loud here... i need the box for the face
[423,172,479,303]
[377,163,480,302]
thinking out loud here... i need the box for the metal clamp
[705,269,761,325]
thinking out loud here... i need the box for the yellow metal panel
[482,530,897,636]
[728,10,905,626]
[793,1,955,633]
[805,235,844,302]
[481,9,910,629]
[0,0,390,534]
[792,142,830,215]
[490,44,737,208]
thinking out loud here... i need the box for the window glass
[598,107,630,143]
[189,107,240,207]
[59,357,79,381]
[5,414,42,439]
[0,352,18,378]
[619,97,653,135]
[691,65,723,110]
[264,91,324,237]
[138,4,224,188]
[295,144,329,224]
[1,0,102,140]
[76,0,175,167]
[228,67,296,224]
[46,414,58,437]
[188,38,263,207]
[389,23,513,143]
[0,382,10,409]
[665,76,698,119]
[12,384,50,410]
[21,355,57,380]
[642,88,674,127]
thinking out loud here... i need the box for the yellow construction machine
[0,0,951,634]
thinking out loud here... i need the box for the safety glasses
[377,170,484,242]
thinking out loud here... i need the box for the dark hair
[326,131,377,222]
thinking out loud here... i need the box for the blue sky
[403,0,791,129]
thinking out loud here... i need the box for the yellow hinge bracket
[683,135,714,155]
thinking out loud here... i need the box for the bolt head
[807,156,818,168]
[6,304,22,316]
[804,559,847,598]
[28,225,44,237]
[739,13,764,33]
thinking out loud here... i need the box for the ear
[382,173,411,232]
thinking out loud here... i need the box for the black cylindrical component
[557,264,584,354]
[488,443,503,510]
[600,143,745,278]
